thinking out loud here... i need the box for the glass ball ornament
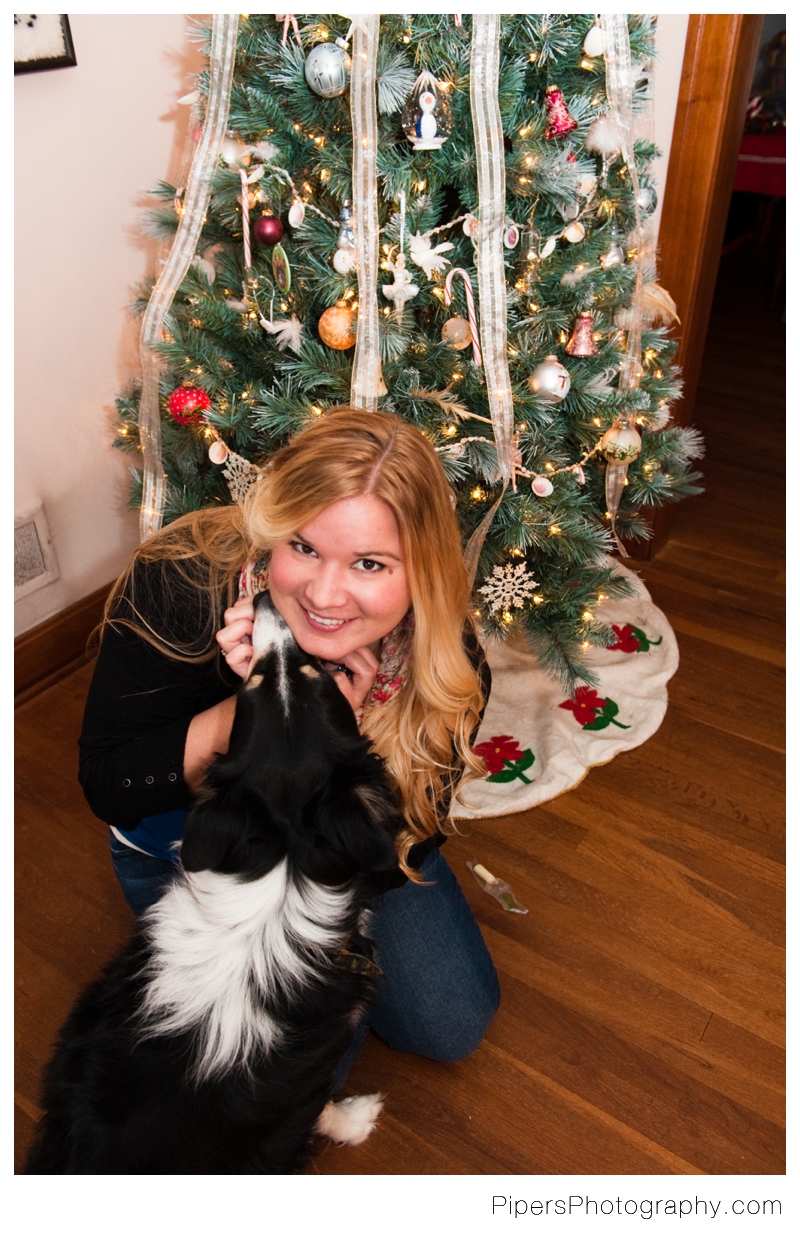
[600,417,642,466]
[253,214,284,248]
[304,42,352,99]
[168,385,211,424]
[332,248,356,275]
[318,300,357,350]
[528,356,571,403]
[441,316,472,350]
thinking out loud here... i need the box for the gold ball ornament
[318,301,357,350]
[441,316,472,350]
[600,418,642,466]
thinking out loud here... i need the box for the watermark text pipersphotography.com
[491,1194,782,1221]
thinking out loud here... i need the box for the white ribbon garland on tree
[137,13,239,540]
[464,14,515,579]
[348,14,384,409]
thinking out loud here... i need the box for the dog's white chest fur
[140,860,355,1079]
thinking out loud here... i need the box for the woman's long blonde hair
[103,408,486,873]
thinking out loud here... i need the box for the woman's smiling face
[267,494,411,660]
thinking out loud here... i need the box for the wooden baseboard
[15,584,112,708]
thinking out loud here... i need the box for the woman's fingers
[217,598,256,679]
[321,647,379,711]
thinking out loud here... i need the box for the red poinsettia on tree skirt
[474,735,536,783]
[560,686,631,731]
[607,623,663,654]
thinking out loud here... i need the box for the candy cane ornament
[239,168,252,272]
[443,268,482,369]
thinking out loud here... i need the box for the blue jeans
[110,836,499,1076]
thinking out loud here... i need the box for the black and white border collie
[25,591,403,1175]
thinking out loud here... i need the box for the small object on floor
[467,861,528,914]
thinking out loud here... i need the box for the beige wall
[14,14,206,634]
[14,14,688,636]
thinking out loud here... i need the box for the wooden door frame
[631,13,763,559]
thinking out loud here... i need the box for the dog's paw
[315,1093,384,1146]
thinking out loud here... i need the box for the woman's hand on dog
[319,648,379,711]
[218,597,378,712]
[217,596,255,679]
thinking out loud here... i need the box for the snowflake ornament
[221,451,259,505]
[479,562,539,615]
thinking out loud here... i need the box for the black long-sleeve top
[78,558,489,873]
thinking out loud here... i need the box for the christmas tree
[115,13,701,689]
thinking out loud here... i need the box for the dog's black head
[181,591,402,887]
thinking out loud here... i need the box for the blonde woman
[79,408,500,1071]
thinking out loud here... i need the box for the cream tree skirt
[452,567,679,820]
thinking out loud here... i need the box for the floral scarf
[239,558,413,724]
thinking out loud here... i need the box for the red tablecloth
[733,132,786,197]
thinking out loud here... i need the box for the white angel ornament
[382,250,419,319]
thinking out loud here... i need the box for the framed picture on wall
[14,15,77,74]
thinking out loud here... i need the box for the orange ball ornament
[318,300,357,350]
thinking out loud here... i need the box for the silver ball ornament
[528,356,571,403]
[304,43,352,99]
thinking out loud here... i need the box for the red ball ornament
[253,214,284,247]
[168,385,211,424]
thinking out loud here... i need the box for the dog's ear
[304,771,401,881]
[181,796,286,875]
[180,797,247,872]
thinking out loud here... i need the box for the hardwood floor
[14,247,784,1175]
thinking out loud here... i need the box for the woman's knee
[373,966,500,1062]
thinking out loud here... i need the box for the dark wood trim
[626,14,763,563]
[658,13,763,428]
[15,584,112,708]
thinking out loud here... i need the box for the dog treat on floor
[467,860,529,915]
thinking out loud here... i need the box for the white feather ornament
[249,140,280,163]
[259,314,303,352]
[615,283,680,330]
[584,115,624,157]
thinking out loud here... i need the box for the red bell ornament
[168,385,211,423]
[544,86,578,140]
[566,311,598,357]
